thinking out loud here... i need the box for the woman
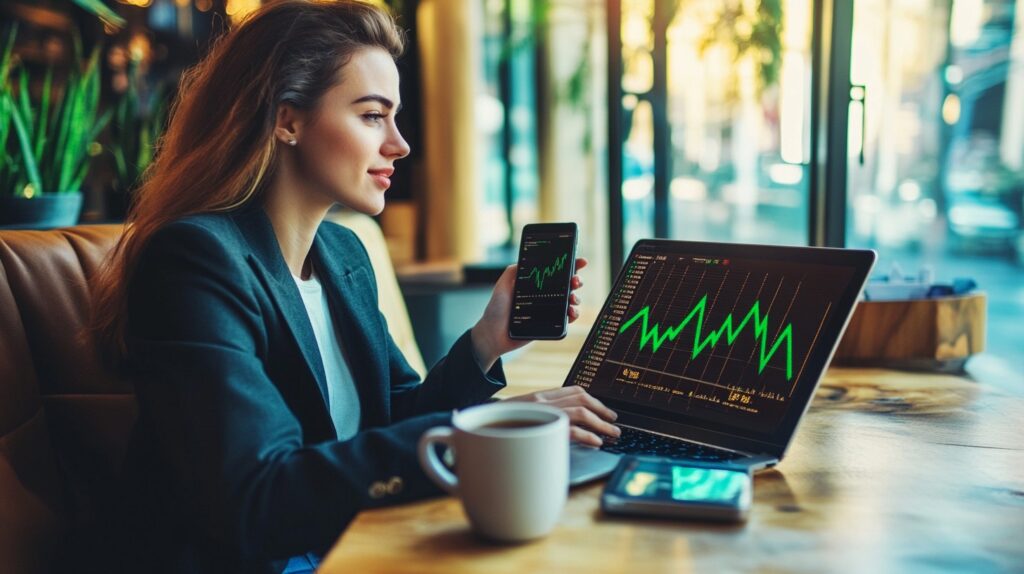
[90,2,618,573]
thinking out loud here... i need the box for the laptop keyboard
[600,426,744,462]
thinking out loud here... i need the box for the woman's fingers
[570,425,603,447]
[525,387,619,440]
[566,259,585,322]
[561,385,610,409]
[530,385,588,405]
[546,386,612,415]
[578,390,618,422]
[565,406,620,439]
[567,292,581,323]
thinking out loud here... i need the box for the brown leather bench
[0,225,135,574]
[0,216,426,573]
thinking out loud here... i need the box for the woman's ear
[274,103,305,146]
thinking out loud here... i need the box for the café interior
[1,0,1022,572]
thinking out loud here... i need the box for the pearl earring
[288,139,297,146]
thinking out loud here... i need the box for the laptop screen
[564,240,875,453]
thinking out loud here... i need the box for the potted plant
[105,58,167,220]
[0,25,111,228]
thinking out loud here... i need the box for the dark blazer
[117,207,505,573]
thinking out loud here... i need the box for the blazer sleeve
[339,225,507,420]
[386,324,507,420]
[126,221,458,563]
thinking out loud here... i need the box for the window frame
[604,0,856,284]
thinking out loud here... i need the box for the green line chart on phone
[524,252,569,291]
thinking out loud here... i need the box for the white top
[292,268,361,440]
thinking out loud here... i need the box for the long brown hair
[90,0,405,359]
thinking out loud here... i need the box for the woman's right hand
[503,385,620,447]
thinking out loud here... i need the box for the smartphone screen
[509,222,578,339]
[602,457,752,521]
[615,461,749,505]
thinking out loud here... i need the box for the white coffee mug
[418,402,569,542]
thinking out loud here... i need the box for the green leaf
[70,157,91,192]
[69,0,126,29]
[59,46,105,192]
[108,61,169,190]
[44,81,67,190]
[17,69,33,133]
[4,93,42,196]
[51,79,77,190]
[57,81,83,192]
[0,24,17,83]
[111,147,127,186]
[72,108,109,190]
[87,107,112,146]
[34,68,53,164]
[135,126,150,184]
[0,110,9,165]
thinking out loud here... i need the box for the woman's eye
[363,112,385,123]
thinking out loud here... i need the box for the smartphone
[508,222,579,340]
[601,456,752,522]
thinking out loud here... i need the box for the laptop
[567,239,876,484]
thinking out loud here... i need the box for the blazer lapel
[312,231,390,426]
[231,208,332,421]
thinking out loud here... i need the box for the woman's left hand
[470,257,587,371]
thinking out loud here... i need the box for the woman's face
[293,47,410,215]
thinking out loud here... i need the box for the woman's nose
[384,126,411,160]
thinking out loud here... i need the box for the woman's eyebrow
[352,94,403,112]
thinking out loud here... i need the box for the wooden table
[321,331,1024,572]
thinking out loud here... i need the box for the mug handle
[418,427,459,494]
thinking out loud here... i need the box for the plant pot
[0,192,84,229]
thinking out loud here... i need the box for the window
[846,0,1024,365]
[478,0,541,253]
[619,0,813,249]
[477,0,611,297]
[611,0,1023,367]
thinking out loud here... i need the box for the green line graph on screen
[526,252,569,290]
[618,293,794,380]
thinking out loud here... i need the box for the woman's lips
[368,168,393,189]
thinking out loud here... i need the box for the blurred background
[2,0,1021,370]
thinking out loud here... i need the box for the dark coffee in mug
[480,419,545,430]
